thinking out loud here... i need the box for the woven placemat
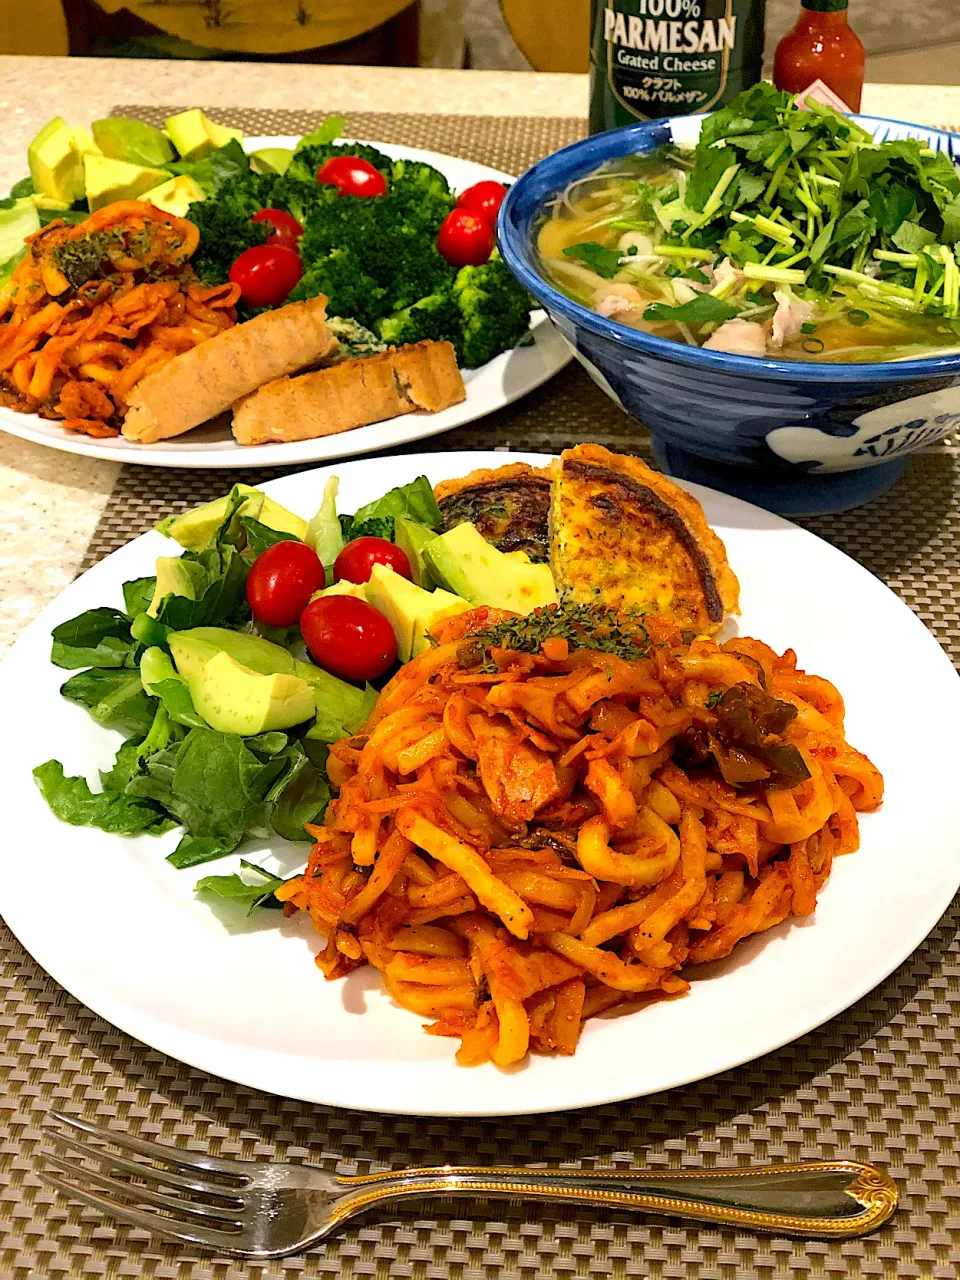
[2,107,959,1280]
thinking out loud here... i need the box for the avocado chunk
[147,555,205,617]
[365,563,469,662]
[28,117,85,204]
[165,109,243,161]
[394,517,438,589]
[70,127,102,158]
[311,580,368,602]
[139,174,204,217]
[187,650,314,735]
[92,117,176,169]
[84,154,172,212]
[423,522,557,614]
[156,485,307,551]
[411,588,472,657]
[250,147,293,176]
[168,627,372,735]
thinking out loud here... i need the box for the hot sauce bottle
[773,0,864,112]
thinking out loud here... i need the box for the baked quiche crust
[550,444,740,632]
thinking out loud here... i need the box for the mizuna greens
[537,81,960,361]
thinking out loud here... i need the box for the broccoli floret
[340,514,394,542]
[376,287,461,350]
[268,174,340,227]
[452,257,533,368]
[385,233,457,311]
[286,141,393,187]
[188,192,271,284]
[388,158,455,233]
[288,247,386,328]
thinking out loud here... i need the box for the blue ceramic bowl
[498,114,960,515]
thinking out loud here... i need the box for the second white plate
[0,140,571,467]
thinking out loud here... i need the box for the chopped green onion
[731,210,796,247]
[742,263,807,284]
[800,321,818,334]
[802,338,825,354]
[847,309,870,327]
[763,138,789,172]
[822,264,914,297]
[655,245,714,260]
[764,156,791,205]
[874,250,920,265]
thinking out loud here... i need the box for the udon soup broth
[536,148,960,364]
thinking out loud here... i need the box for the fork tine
[46,1131,244,1203]
[40,1152,244,1225]
[48,1112,248,1183]
[36,1170,247,1256]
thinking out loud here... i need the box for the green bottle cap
[802,0,849,10]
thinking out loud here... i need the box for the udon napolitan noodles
[537,82,960,363]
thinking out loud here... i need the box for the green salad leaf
[195,859,286,913]
[33,760,175,837]
[297,116,346,149]
[51,607,137,670]
[151,543,249,631]
[59,667,156,736]
[167,138,250,197]
[268,741,331,842]
[122,576,157,617]
[240,517,300,558]
[349,475,441,531]
[139,647,206,729]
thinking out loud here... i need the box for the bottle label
[793,78,852,112]
[590,0,764,129]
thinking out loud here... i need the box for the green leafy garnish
[562,242,622,279]
[466,604,649,671]
[643,294,738,325]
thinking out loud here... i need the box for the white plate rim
[0,451,958,1117]
[0,139,571,468]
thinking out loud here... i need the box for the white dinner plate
[0,140,571,467]
[1,452,958,1117]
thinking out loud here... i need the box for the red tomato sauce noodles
[277,610,882,1067]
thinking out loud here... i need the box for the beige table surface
[1,56,959,657]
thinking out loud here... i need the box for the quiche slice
[434,462,552,562]
[550,444,740,633]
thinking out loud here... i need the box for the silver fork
[37,1111,899,1259]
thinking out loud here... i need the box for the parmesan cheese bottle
[589,0,766,132]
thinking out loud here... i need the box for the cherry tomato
[300,595,397,682]
[229,243,303,308]
[245,541,325,627]
[316,155,387,198]
[334,537,412,585]
[456,180,508,226]
[252,207,304,248]
[437,208,495,267]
